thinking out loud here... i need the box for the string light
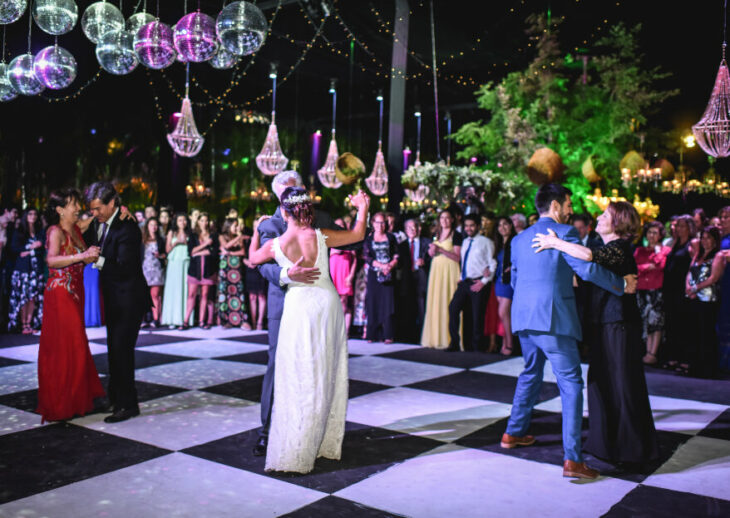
[40,67,104,103]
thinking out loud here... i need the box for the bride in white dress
[248,186,370,473]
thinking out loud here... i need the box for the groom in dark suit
[501,183,636,479]
[85,182,151,423]
[253,171,354,456]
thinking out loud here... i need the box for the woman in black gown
[533,201,658,465]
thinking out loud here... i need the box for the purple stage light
[174,11,217,63]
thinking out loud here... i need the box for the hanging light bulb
[366,90,389,196]
[318,79,342,189]
[256,63,288,176]
[167,63,204,157]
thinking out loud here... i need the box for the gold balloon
[526,147,566,185]
[335,152,366,185]
[653,158,675,180]
[582,156,601,183]
[619,150,645,174]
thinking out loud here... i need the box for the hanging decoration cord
[331,84,337,133]
[27,4,32,54]
[724,0,727,61]
[185,63,190,98]
[429,0,441,160]
[378,95,384,144]
[2,25,6,63]
[271,70,277,122]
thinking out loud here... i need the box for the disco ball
[0,0,27,25]
[81,1,124,44]
[125,10,154,35]
[134,20,175,69]
[32,0,78,36]
[0,63,18,101]
[8,53,45,95]
[209,44,237,69]
[216,1,267,57]
[174,11,217,62]
[34,44,76,89]
[96,29,137,75]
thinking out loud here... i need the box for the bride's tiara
[284,194,312,205]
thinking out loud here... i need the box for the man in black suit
[397,218,431,343]
[85,182,151,423]
[571,213,604,357]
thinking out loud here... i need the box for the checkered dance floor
[0,327,729,517]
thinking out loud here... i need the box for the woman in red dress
[37,189,106,422]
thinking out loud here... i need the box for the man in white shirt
[447,214,497,352]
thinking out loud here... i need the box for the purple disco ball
[34,44,76,89]
[174,10,217,63]
[8,53,45,95]
[134,20,175,69]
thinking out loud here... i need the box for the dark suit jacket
[257,207,356,321]
[397,237,431,296]
[85,216,151,316]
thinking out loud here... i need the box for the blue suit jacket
[510,217,624,341]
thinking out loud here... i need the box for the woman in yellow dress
[421,210,463,348]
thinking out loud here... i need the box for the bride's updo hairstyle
[281,186,314,226]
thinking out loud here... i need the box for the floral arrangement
[401,161,524,210]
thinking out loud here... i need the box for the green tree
[453,14,677,214]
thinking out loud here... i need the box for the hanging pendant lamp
[405,108,429,202]
[256,65,288,176]
[167,63,204,157]
[317,79,342,188]
[365,91,388,196]
[692,1,730,158]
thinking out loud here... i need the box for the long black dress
[584,238,659,463]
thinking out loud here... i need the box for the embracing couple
[37,182,149,424]
[501,183,657,480]
[247,171,369,474]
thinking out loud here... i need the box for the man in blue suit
[500,183,636,479]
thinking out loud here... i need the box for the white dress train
[265,229,349,473]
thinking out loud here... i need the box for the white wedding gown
[265,229,349,473]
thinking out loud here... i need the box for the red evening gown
[36,225,105,422]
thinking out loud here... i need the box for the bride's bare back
[278,226,320,267]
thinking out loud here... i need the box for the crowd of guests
[1,193,729,378]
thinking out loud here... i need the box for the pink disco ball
[174,10,217,63]
[134,20,175,70]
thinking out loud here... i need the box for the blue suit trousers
[505,331,585,462]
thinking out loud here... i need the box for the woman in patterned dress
[218,218,250,329]
[8,208,46,333]
[141,218,167,327]
[37,189,105,422]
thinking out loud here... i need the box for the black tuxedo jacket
[398,237,431,295]
[84,216,151,316]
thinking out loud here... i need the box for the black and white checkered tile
[0,327,729,517]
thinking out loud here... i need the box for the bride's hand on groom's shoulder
[253,215,271,232]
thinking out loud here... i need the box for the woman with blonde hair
[421,210,462,348]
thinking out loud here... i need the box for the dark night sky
[0,0,727,201]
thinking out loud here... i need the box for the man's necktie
[410,239,416,271]
[99,222,108,246]
[461,238,473,281]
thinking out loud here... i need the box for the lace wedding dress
[265,229,349,473]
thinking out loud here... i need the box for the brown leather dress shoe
[500,433,536,449]
[563,460,599,479]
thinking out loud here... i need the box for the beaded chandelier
[318,81,342,188]
[256,67,288,176]
[692,3,730,158]
[167,64,204,157]
[365,93,388,196]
